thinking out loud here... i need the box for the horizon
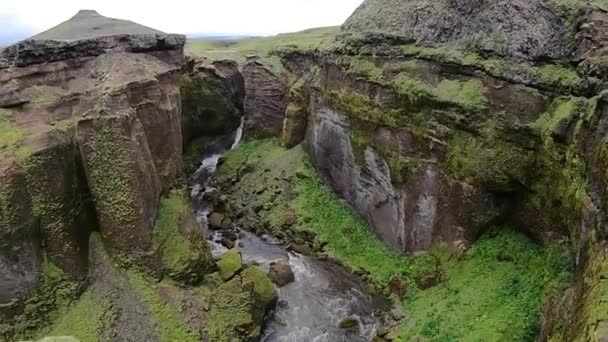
[1,0,363,45]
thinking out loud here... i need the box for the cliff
[229,0,608,339]
[0,10,273,341]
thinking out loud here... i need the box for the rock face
[242,59,288,138]
[0,10,216,339]
[270,2,608,339]
[181,57,245,143]
[340,0,607,62]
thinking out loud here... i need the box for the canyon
[1,0,608,341]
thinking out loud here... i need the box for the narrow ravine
[188,119,382,342]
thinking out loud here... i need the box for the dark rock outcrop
[243,59,288,138]
[340,0,607,62]
[181,57,244,143]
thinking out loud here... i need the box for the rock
[221,238,236,250]
[209,212,226,228]
[241,265,279,310]
[339,317,359,329]
[181,58,244,143]
[242,60,288,138]
[291,243,312,255]
[222,230,238,242]
[268,259,295,287]
[340,0,578,61]
[217,249,242,281]
[0,10,188,333]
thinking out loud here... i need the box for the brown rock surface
[243,60,288,138]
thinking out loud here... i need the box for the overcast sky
[1,0,364,44]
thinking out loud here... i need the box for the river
[188,118,383,342]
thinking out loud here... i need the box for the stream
[188,118,383,342]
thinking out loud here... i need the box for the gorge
[1,1,608,341]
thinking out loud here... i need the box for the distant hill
[185,26,340,64]
[30,9,165,41]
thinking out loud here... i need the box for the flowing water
[189,118,383,342]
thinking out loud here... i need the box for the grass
[219,139,574,340]
[294,157,433,287]
[398,228,571,341]
[39,291,102,342]
[127,272,200,341]
[185,26,339,63]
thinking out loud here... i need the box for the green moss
[339,56,385,82]
[398,44,587,94]
[205,276,259,341]
[4,261,81,340]
[398,228,571,341]
[446,133,534,191]
[0,108,26,154]
[39,291,102,342]
[84,119,136,228]
[392,73,435,105]
[527,97,589,245]
[332,89,402,128]
[217,249,243,281]
[127,272,199,341]
[153,190,211,282]
[436,79,487,112]
[294,157,434,288]
[241,266,278,308]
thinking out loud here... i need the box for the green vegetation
[446,133,534,191]
[153,190,211,282]
[185,26,339,63]
[398,228,571,341]
[398,44,587,93]
[339,56,385,82]
[127,272,200,341]
[40,291,102,342]
[436,79,487,112]
[4,261,81,341]
[219,139,573,340]
[392,73,435,105]
[241,266,278,308]
[83,118,137,228]
[332,89,403,128]
[0,108,26,154]
[217,249,243,281]
[528,97,589,246]
[205,276,259,341]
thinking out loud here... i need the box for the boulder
[217,249,243,281]
[268,259,295,287]
[208,212,226,228]
[242,265,279,310]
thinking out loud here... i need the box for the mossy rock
[241,265,278,310]
[339,317,359,329]
[217,249,243,281]
[206,276,260,342]
[153,190,214,285]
